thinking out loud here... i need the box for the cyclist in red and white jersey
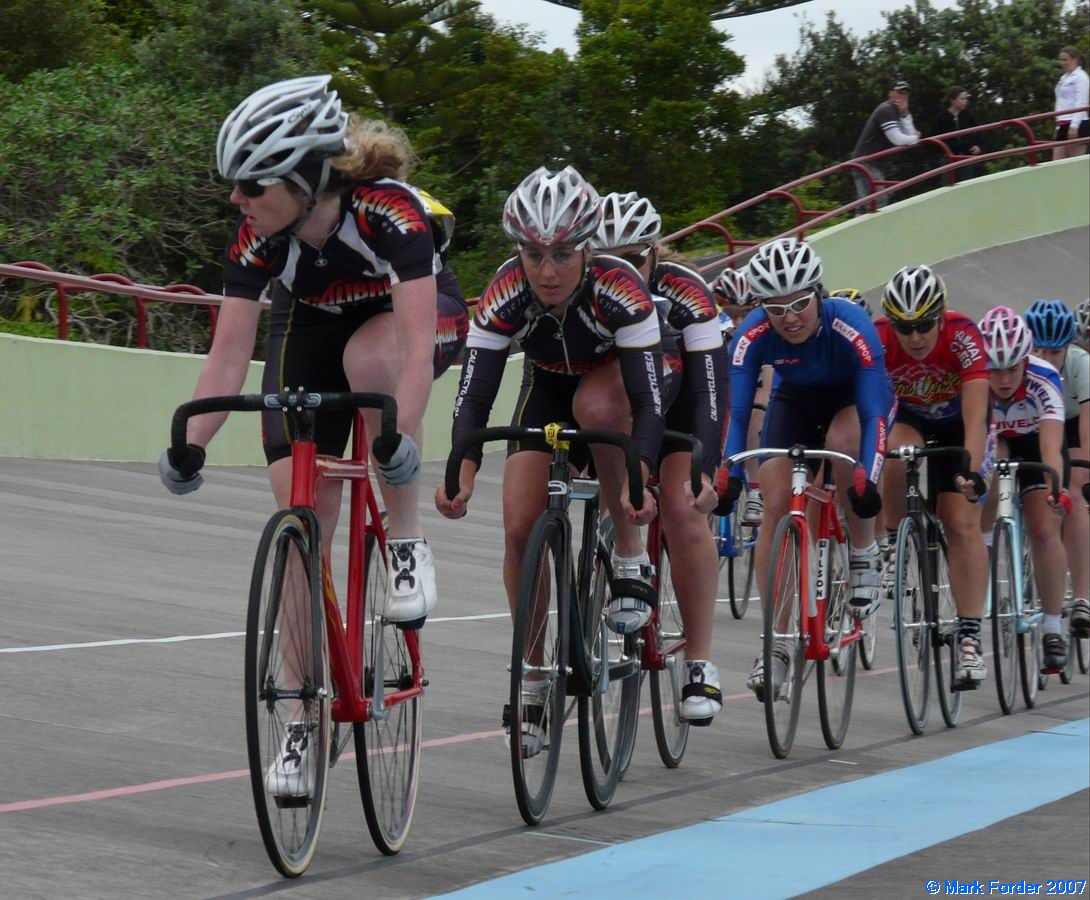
[875,266,991,686]
[979,307,1073,671]
[1024,299,1089,637]
[592,191,724,723]
[712,269,768,525]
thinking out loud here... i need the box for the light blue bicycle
[987,458,1061,715]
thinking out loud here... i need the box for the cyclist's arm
[724,337,762,480]
[1039,418,1066,491]
[186,297,262,447]
[680,318,726,477]
[961,378,990,472]
[853,362,891,483]
[451,325,511,469]
[390,275,438,436]
[616,316,666,469]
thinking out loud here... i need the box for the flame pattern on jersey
[650,263,717,330]
[227,222,279,269]
[473,259,527,335]
[591,263,654,320]
[352,184,430,238]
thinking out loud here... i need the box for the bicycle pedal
[1040,666,1063,676]
[394,615,426,631]
[273,795,311,810]
[686,716,714,728]
[952,681,979,692]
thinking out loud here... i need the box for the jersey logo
[475,264,526,334]
[595,267,651,318]
[654,271,714,321]
[353,187,429,236]
[305,278,391,308]
[950,331,983,369]
[732,319,770,366]
[832,317,875,367]
[228,222,275,269]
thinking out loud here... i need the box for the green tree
[0,0,108,82]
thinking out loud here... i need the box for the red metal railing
[0,264,221,347]
[663,106,1089,275]
[1,107,1085,346]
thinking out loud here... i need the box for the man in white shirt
[850,80,921,209]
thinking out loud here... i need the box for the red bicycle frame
[290,412,425,724]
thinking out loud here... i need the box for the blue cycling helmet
[1024,299,1077,349]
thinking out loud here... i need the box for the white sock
[1043,614,1063,635]
[983,531,993,548]
[851,541,879,559]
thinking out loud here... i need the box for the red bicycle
[170,389,423,876]
[725,445,862,758]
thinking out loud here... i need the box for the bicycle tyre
[650,533,690,768]
[931,531,963,728]
[990,521,1019,715]
[1078,630,1089,676]
[817,536,856,749]
[578,514,640,809]
[354,530,422,855]
[762,515,805,759]
[510,513,569,825]
[728,508,752,619]
[245,509,331,878]
[1018,546,1043,707]
[893,516,930,735]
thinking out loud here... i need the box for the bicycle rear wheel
[245,509,330,878]
[892,516,930,734]
[990,521,1019,715]
[727,505,752,619]
[354,530,421,855]
[1018,546,1043,706]
[817,537,856,749]
[762,515,805,759]
[650,533,691,768]
[931,532,963,728]
[510,513,569,825]
[578,515,640,809]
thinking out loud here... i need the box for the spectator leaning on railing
[1054,46,1090,161]
[850,80,921,210]
[930,85,982,182]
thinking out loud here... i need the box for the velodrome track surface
[1,227,1087,898]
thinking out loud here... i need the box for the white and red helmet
[712,268,755,308]
[502,166,602,247]
[978,306,1034,369]
[593,191,662,249]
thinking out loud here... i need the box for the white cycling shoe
[384,538,437,626]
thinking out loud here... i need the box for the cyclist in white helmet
[591,190,725,725]
[723,238,895,701]
[437,167,667,754]
[162,77,466,619]
[979,306,1073,672]
[712,267,769,525]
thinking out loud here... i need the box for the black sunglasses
[234,178,282,198]
[619,247,653,269]
[891,318,938,335]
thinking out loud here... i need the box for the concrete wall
[2,156,1087,463]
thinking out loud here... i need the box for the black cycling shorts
[1002,432,1070,494]
[1065,415,1082,450]
[895,409,970,494]
[262,276,468,464]
[761,382,856,474]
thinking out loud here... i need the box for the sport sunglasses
[762,291,816,317]
[234,177,284,198]
[890,318,938,335]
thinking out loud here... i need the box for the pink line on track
[2,662,905,815]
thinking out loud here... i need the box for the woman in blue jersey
[721,238,896,700]
[979,307,1073,671]
[592,191,725,724]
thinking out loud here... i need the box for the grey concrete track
[0,228,1087,898]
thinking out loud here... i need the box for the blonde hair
[330,115,418,182]
[656,243,700,274]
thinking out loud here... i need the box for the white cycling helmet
[712,268,755,308]
[882,265,946,321]
[217,75,348,190]
[745,237,823,299]
[979,306,1033,369]
[502,166,602,247]
[1077,298,1090,341]
[593,191,662,249]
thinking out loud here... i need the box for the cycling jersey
[646,260,725,476]
[725,297,894,483]
[875,310,988,423]
[1060,344,1090,420]
[992,356,1065,438]
[453,254,666,467]
[223,178,444,306]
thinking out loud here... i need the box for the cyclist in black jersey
[436,166,666,660]
[158,76,467,628]
[592,190,724,724]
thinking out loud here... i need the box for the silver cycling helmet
[745,237,823,299]
[217,75,348,195]
[979,306,1034,369]
[712,268,756,308]
[593,191,662,249]
[502,166,602,247]
[1077,298,1090,342]
[882,265,947,322]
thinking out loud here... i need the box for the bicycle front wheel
[649,533,691,768]
[510,513,570,825]
[762,515,805,759]
[893,516,930,735]
[990,521,1019,715]
[931,531,963,728]
[354,530,421,855]
[817,537,856,749]
[578,514,640,809]
[1018,544,1043,707]
[245,509,331,878]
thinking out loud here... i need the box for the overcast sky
[477,0,963,91]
